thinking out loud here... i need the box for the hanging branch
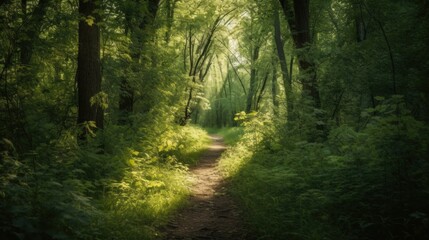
[183,30,188,71]
[218,39,250,74]
[256,71,270,110]
[217,57,228,98]
[227,55,247,95]
[188,27,195,76]
[191,16,222,77]
[289,55,294,84]
[200,54,214,82]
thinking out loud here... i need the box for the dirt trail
[163,135,251,240]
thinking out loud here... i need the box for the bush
[0,118,210,239]
[219,97,429,240]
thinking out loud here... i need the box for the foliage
[1,0,429,239]
[1,0,216,238]
[0,136,98,239]
[219,96,429,239]
[0,121,209,239]
[91,122,209,240]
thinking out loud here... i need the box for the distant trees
[179,5,234,125]
[214,1,429,239]
[0,0,54,149]
[1,0,426,144]
[181,16,219,124]
[119,0,160,121]
[19,0,52,85]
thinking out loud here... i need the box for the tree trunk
[279,0,321,108]
[355,2,366,42]
[77,0,103,134]
[165,0,177,43]
[246,46,260,113]
[273,0,293,118]
[18,0,52,88]
[11,0,52,149]
[271,56,279,115]
[256,71,269,111]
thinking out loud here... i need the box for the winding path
[163,135,250,240]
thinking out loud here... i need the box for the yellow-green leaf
[128,159,136,167]
[85,16,95,26]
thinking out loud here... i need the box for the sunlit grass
[217,128,343,239]
[174,125,212,165]
[218,143,253,178]
[217,107,429,239]
[206,127,244,146]
[94,125,211,240]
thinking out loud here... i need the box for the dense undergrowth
[219,97,429,240]
[0,115,210,240]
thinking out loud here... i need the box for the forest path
[162,135,250,240]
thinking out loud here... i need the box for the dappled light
[1,0,429,239]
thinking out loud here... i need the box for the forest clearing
[1,0,429,239]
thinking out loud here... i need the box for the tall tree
[77,0,103,135]
[271,54,279,114]
[279,0,321,108]
[0,0,53,149]
[164,0,178,43]
[19,0,52,85]
[272,0,293,118]
[245,45,260,113]
[354,1,366,42]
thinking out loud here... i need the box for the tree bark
[256,71,269,111]
[354,2,366,42]
[77,0,103,134]
[279,0,321,108]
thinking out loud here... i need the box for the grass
[94,125,211,240]
[206,127,244,146]
[217,113,429,240]
[217,131,345,239]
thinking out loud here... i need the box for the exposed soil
[162,135,251,240]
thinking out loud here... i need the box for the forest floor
[162,135,251,240]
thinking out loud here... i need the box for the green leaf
[374,96,385,101]
[85,16,95,26]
